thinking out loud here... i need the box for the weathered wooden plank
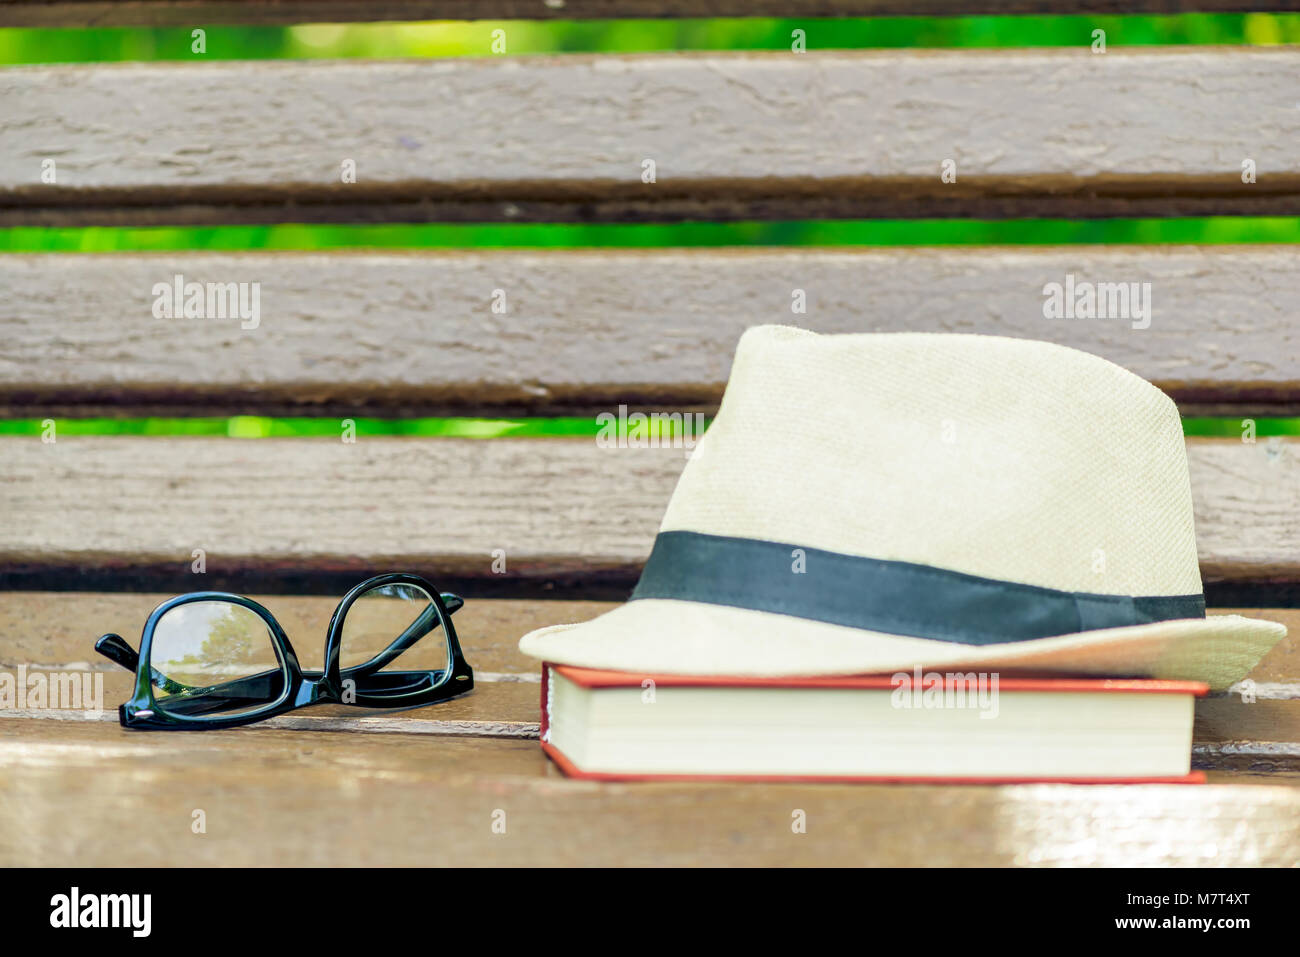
[8,601,1300,769]
[0,437,1296,590]
[18,696,1300,777]
[2,592,1297,680]
[0,590,608,675]
[14,667,1300,772]
[4,50,1298,225]
[0,436,671,593]
[5,0,1298,28]
[1,717,1298,866]
[3,591,1297,742]
[1189,441,1300,586]
[0,589,595,734]
[1194,697,1300,774]
[3,592,1297,785]
[4,248,1300,417]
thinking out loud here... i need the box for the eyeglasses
[93,573,473,730]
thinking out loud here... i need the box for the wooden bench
[1,2,1299,866]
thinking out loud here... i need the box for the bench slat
[2,716,1299,866]
[3,591,1296,681]
[3,0,1295,28]
[0,437,1295,591]
[4,49,1297,225]
[4,248,1300,417]
[4,673,1300,769]
[2,592,1297,773]
[0,591,608,676]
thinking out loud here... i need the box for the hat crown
[661,326,1200,598]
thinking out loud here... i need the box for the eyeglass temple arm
[95,633,137,671]
[341,592,463,681]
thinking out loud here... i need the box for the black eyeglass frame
[94,573,473,731]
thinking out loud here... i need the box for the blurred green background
[3,13,1299,63]
[2,14,1296,436]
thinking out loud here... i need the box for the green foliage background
[4,13,1300,65]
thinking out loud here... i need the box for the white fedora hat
[519,326,1285,690]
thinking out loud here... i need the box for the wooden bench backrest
[0,4,1296,606]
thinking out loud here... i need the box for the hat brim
[519,599,1286,691]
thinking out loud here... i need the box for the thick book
[539,664,1207,784]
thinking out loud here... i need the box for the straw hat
[519,326,1284,690]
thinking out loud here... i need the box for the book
[539,664,1207,784]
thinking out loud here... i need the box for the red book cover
[539,663,1208,785]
